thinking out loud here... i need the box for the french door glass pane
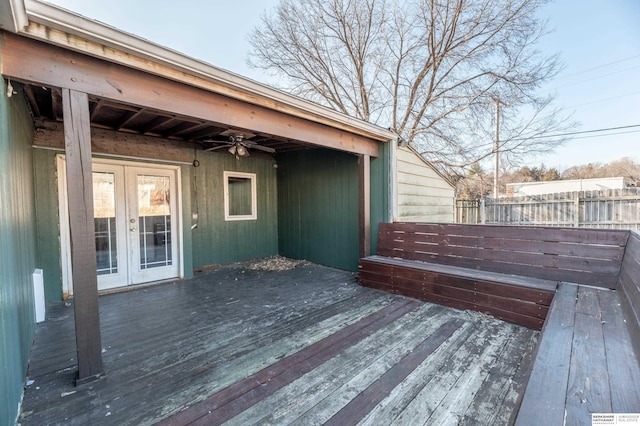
[137,174,172,270]
[93,172,118,275]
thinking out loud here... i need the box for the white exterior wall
[507,177,625,196]
[396,146,455,222]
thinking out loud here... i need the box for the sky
[45,0,639,171]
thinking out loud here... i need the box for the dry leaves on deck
[246,256,307,271]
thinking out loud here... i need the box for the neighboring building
[394,146,455,222]
[506,177,626,197]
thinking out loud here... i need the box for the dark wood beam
[359,154,371,258]
[23,85,42,117]
[162,121,203,138]
[184,125,227,140]
[62,88,105,385]
[1,32,379,157]
[89,99,103,121]
[51,89,62,121]
[114,108,144,130]
[140,116,173,134]
[171,122,210,137]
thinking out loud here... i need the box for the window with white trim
[224,171,257,221]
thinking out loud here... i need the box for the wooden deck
[20,262,538,425]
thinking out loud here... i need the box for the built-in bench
[515,231,640,424]
[515,282,640,425]
[359,222,628,329]
[358,223,640,422]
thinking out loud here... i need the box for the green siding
[370,141,391,254]
[180,164,194,279]
[0,81,37,426]
[33,150,62,302]
[191,152,278,268]
[277,149,360,270]
[33,149,276,297]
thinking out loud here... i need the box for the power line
[517,123,640,140]
[554,54,640,80]
[564,129,640,141]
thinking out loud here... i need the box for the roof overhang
[0,0,27,33]
[1,0,396,153]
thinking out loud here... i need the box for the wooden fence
[456,188,640,229]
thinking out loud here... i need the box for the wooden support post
[359,154,371,258]
[62,88,105,385]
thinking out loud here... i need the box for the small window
[224,171,257,221]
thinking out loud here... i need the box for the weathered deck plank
[324,318,464,425]
[515,283,577,426]
[565,287,612,423]
[599,289,640,413]
[20,262,538,425]
[163,299,422,425]
[516,283,640,425]
[226,302,447,425]
[461,324,540,425]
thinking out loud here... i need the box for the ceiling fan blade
[204,145,231,152]
[250,145,276,153]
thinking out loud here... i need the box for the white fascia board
[0,0,28,32]
[21,0,397,143]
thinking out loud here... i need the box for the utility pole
[493,98,502,198]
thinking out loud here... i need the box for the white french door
[124,166,178,285]
[59,157,181,294]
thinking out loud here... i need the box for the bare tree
[249,0,575,172]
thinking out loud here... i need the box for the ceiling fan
[203,132,275,159]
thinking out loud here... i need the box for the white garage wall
[396,147,455,223]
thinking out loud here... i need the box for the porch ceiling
[21,82,310,153]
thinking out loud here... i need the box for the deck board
[226,303,447,425]
[566,287,612,423]
[516,283,640,425]
[324,318,464,425]
[599,289,640,413]
[20,262,538,425]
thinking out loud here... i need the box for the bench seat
[515,283,640,424]
[359,255,557,330]
[359,223,629,329]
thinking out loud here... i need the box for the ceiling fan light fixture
[237,145,249,157]
[228,145,237,155]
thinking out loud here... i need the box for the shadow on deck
[20,262,538,425]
